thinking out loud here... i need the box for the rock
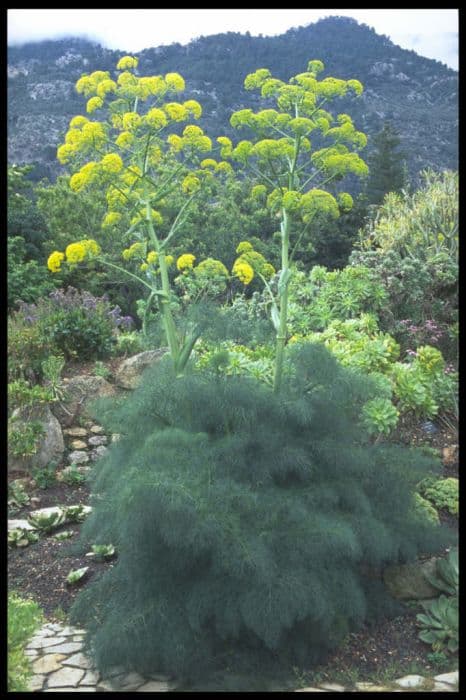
[63,652,93,669]
[64,427,88,437]
[394,674,426,688]
[114,348,168,389]
[51,375,117,427]
[8,405,64,473]
[27,636,67,650]
[136,680,175,692]
[355,682,391,691]
[30,496,42,506]
[70,439,87,450]
[68,450,89,465]
[434,671,458,685]
[89,425,104,434]
[319,683,346,691]
[28,505,65,519]
[433,682,456,692]
[8,518,35,531]
[111,433,121,443]
[383,558,440,600]
[119,671,145,689]
[90,445,109,461]
[24,648,39,657]
[45,688,96,692]
[32,653,66,674]
[442,445,458,466]
[28,674,46,691]
[88,435,107,446]
[80,670,100,685]
[47,666,85,688]
[48,642,83,655]
[295,688,327,692]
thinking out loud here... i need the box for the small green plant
[66,567,89,585]
[93,361,112,379]
[8,378,54,414]
[86,544,116,560]
[65,504,90,522]
[421,478,459,516]
[41,354,66,401]
[52,606,67,622]
[54,530,74,541]
[361,396,399,437]
[417,595,458,654]
[116,330,147,356]
[28,509,66,533]
[8,528,39,548]
[8,480,30,513]
[8,592,44,691]
[31,462,58,489]
[8,419,45,457]
[426,650,452,671]
[62,464,87,486]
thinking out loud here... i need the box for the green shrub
[69,345,452,682]
[8,592,44,691]
[8,236,57,310]
[8,312,53,382]
[420,478,458,516]
[287,265,388,333]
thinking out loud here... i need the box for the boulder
[114,348,168,389]
[383,558,440,600]
[51,375,117,427]
[9,405,64,474]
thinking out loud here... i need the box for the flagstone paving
[25,622,458,692]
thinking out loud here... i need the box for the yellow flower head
[101,153,124,173]
[183,100,202,119]
[86,96,104,113]
[176,253,196,271]
[236,241,254,254]
[122,112,142,131]
[181,175,201,195]
[47,251,65,273]
[122,241,145,261]
[81,239,101,257]
[140,263,149,271]
[69,115,89,129]
[195,258,229,281]
[69,172,86,192]
[96,79,117,98]
[115,131,135,149]
[145,108,168,130]
[147,251,158,265]
[165,72,185,92]
[102,212,122,228]
[165,255,175,267]
[65,242,87,265]
[232,259,254,285]
[164,102,187,122]
[57,144,76,164]
[116,55,139,71]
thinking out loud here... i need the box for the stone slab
[47,666,85,688]
[32,653,66,674]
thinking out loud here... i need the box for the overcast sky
[7,9,458,71]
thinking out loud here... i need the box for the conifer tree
[365,121,407,205]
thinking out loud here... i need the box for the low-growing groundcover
[68,344,453,683]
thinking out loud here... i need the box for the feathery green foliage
[69,345,451,681]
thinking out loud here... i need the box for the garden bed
[8,357,458,687]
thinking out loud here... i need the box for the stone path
[25,623,458,693]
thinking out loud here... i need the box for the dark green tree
[365,122,407,205]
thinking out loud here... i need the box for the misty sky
[7,9,458,71]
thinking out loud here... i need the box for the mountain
[7,16,458,183]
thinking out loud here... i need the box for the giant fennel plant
[69,344,452,682]
[47,55,240,373]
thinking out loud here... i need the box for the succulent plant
[8,528,39,547]
[28,509,66,533]
[86,544,116,560]
[64,504,90,523]
[66,567,89,585]
[417,594,458,654]
[425,548,458,596]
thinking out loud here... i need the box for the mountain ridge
[8,16,458,182]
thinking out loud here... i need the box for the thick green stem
[273,208,290,393]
